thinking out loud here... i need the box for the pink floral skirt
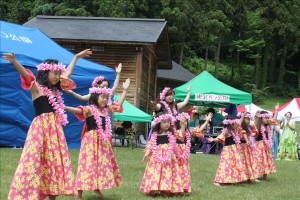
[75,130,122,190]
[240,143,261,179]
[176,144,191,192]
[253,140,276,176]
[8,113,76,200]
[140,144,183,194]
[214,144,250,183]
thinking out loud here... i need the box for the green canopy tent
[174,71,252,107]
[113,95,153,122]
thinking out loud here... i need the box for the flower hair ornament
[223,119,240,125]
[244,113,253,120]
[89,87,113,105]
[92,76,105,87]
[176,112,191,121]
[37,63,66,73]
[152,113,176,126]
[160,87,171,100]
[259,113,271,118]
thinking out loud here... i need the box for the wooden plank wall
[57,40,154,136]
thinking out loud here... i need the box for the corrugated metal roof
[24,15,172,69]
[24,15,167,43]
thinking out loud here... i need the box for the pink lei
[39,85,68,126]
[224,128,241,144]
[90,105,112,140]
[151,131,176,163]
[246,126,256,149]
[260,125,272,147]
[161,101,178,116]
[175,130,191,160]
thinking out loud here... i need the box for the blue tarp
[0,20,115,148]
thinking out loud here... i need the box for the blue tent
[0,20,115,148]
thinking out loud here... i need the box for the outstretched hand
[187,84,191,92]
[275,103,279,110]
[3,52,16,63]
[150,100,158,109]
[116,63,122,74]
[123,78,130,90]
[206,112,213,121]
[76,49,92,58]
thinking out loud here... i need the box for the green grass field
[1,147,299,200]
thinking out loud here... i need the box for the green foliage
[2,0,300,97]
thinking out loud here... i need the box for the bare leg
[75,190,83,200]
[263,174,267,180]
[94,190,103,199]
[49,195,56,200]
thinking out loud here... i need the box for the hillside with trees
[1,0,299,102]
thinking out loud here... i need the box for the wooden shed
[24,15,172,116]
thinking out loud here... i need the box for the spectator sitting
[115,121,133,146]
[189,112,200,128]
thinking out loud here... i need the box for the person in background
[277,112,298,161]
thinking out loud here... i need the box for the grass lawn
[1,147,300,200]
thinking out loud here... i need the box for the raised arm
[111,63,122,93]
[272,103,279,122]
[3,52,38,93]
[117,78,130,106]
[65,90,91,101]
[65,106,83,114]
[177,84,191,110]
[198,112,213,132]
[3,52,31,83]
[63,49,92,78]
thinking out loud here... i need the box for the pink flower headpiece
[92,76,105,87]
[89,87,112,105]
[37,63,66,73]
[176,112,190,121]
[160,87,170,100]
[152,113,176,126]
[244,113,253,120]
[259,113,271,118]
[223,119,240,125]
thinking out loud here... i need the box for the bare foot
[94,190,103,199]
[214,183,221,186]
[75,196,82,200]
[253,179,260,183]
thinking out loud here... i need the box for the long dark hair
[88,93,109,109]
[161,88,176,108]
[257,110,269,133]
[36,59,62,90]
[241,112,251,135]
[97,79,110,87]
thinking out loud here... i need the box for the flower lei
[151,131,176,163]
[174,130,191,160]
[37,63,66,73]
[90,105,111,140]
[260,125,272,147]
[92,75,105,87]
[39,85,68,126]
[245,126,256,149]
[224,128,241,144]
[161,101,178,116]
[160,87,170,100]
